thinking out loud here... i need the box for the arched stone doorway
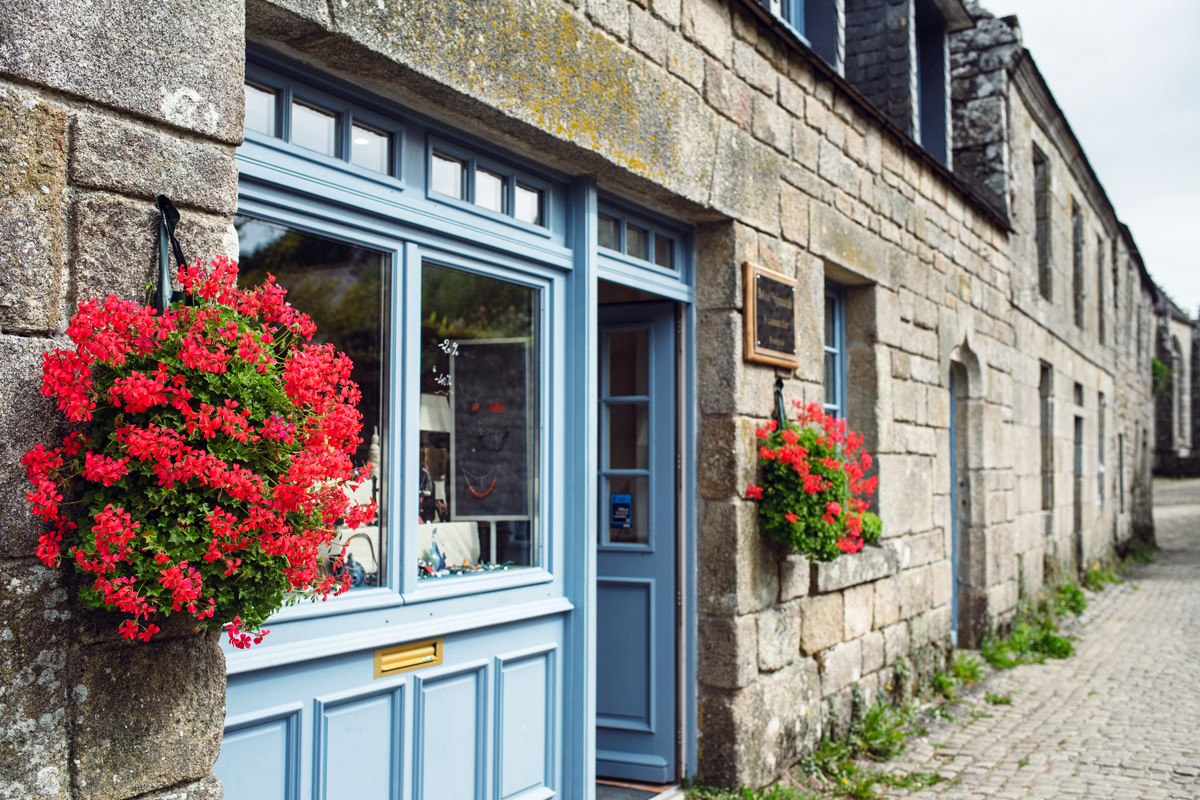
[948,341,986,647]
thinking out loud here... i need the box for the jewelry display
[477,421,510,452]
[461,464,499,498]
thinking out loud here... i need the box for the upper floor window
[1034,146,1052,301]
[776,0,843,72]
[824,280,846,419]
[1097,235,1106,345]
[1071,199,1084,328]
[1111,239,1120,312]
[914,0,948,164]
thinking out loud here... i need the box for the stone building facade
[1152,292,1196,475]
[0,0,1160,797]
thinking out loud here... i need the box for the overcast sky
[986,0,1200,317]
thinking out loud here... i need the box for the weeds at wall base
[688,564,1133,799]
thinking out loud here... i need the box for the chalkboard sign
[743,261,799,369]
[449,338,533,519]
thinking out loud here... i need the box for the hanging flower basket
[22,257,376,648]
[745,401,881,562]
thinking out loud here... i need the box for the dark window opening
[1072,200,1084,328]
[915,0,948,164]
[1034,146,1052,301]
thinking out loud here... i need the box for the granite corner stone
[72,635,226,800]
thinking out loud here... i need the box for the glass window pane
[607,403,649,469]
[244,83,276,137]
[291,100,338,156]
[515,184,543,226]
[626,224,649,261]
[606,475,649,545]
[234,216,388,590]
[825,295,836,346]
[607,330,649,397]
[350,123,390,174]
[825,352,837,407]
[431,152,464,199]
[418,264,539,580]
[653,233,673,269]
[598,214,619,251]
[475,167,506,213]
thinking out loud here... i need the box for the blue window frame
[823,280,846,419]
[597,202,682,274]
[234,50,577,628]
[774,0,842,73]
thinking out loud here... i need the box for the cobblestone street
[878,479,1200,799]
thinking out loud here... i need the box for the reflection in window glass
[607,330,649,396]
[515,184,543,226]
[234,215,388,590]
[626,224,649,261]
[244,83,277,137]
[598,214,619,251]
[350,123,390,174]
[431,152,464,199]
[653,233,673,269]
[475,167,506,213]
[291,100,338,156]
[608,403,649,469]
[419,264,539,580]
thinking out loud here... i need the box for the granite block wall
[0,1,239,797]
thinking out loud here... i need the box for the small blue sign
[610,493,632,528]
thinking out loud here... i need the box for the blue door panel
[218,710,300,800]
[415,664,487,800]
[495,648,556,799]
[221,618,563,800]
[596,579,653,730]
[316,688,402,800]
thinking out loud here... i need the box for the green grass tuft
[951,653,982,684]
[931,671,959,700]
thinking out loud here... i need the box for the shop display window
[235,216,389,590]
[418,263,539,579]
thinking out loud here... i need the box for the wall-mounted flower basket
[22,257,376,647]
[745,401,880,562]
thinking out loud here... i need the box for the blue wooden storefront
[215,50,696,800]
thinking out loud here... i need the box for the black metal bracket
[774,377,786,428]
[154,194,188,312]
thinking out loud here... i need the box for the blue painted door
[949,369,959,646]
[596,303,677,783]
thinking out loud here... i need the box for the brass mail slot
[374,638,443,678]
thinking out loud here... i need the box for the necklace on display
[462,464,500,498]
[477,421,510,452]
